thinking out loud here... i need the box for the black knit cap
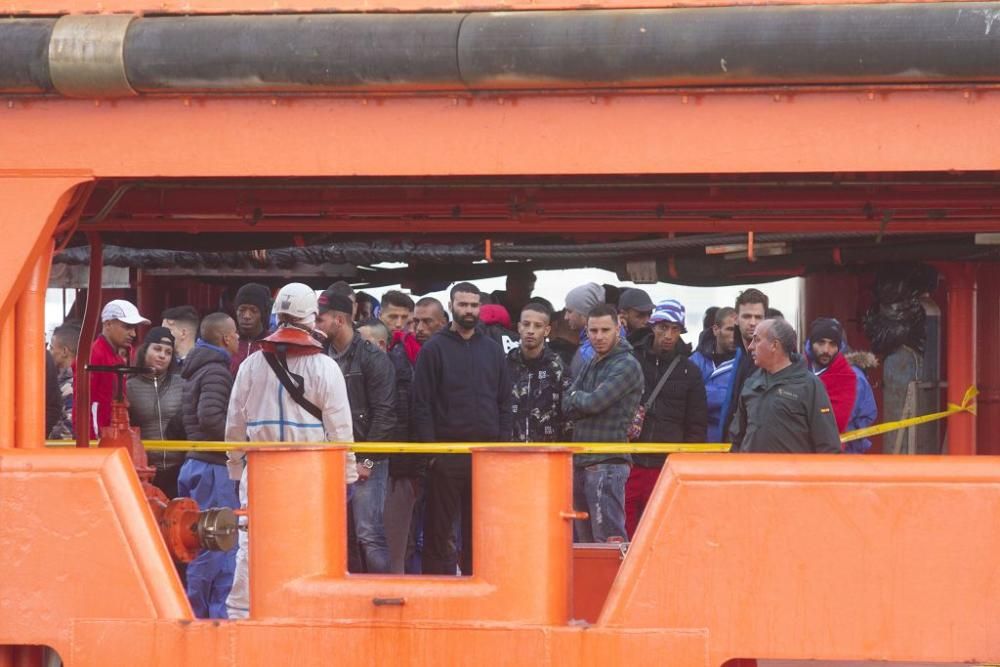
[808,317,843,349]
[234,282,272,318]
[143,326,175,347]
[318,290,354,315]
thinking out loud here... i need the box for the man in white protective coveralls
[223,282,358,619]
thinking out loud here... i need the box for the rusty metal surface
[48,15,136,98]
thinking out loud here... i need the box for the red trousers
[624,465,662,539]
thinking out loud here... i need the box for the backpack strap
[262,346,323,422]
[644,354,683,412]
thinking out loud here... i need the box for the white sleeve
[320,358,354,444]
[317,357,358,484]
[225,361,250,443]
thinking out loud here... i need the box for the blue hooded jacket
[845,352,879,453]
[689,331,736,443]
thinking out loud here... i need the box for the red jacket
[73,335,127,439]
[815,352,857,434]
[230,335,263,375]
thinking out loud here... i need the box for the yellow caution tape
[44,439,730,454]
[839,385,978,444]
[42,386,978,453]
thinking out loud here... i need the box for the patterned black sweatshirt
[507,346,571,443]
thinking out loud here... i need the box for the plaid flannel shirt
[562,338,644,467]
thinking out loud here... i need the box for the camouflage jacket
[506,346,571,443]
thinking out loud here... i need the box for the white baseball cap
[101,299,150,325]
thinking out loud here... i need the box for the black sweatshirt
[411,328,513,443]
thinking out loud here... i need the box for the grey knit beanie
[565,283,605,314]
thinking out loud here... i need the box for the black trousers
[421,454,472,575]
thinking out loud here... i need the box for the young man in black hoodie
[627,299,707,538]
[411,282,512,575]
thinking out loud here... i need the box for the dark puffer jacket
[507,346,571,443]
[630,331,708,468]
[180,342,233,465]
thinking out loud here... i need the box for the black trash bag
[863,263,937,356]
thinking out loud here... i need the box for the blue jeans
[349,458,391,573]
[572,463,629,543]
[177,458,240,618]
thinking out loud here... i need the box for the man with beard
[315,290,396,574]
[230,282,272,374]
[411,282,512,575]
[719,288,769,447]
[690,306,738,442]
[806,317,857,435]
[617,288,655,340]
[627,299,706,537]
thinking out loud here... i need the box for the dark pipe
[74,232,103,449]
[124,14,465,92]
[6,4,1000,96]
[459,4,1000,88]
[0,19,55,93]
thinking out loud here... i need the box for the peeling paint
[972,8,1000,35]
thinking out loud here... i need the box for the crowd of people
[45,270,878,619]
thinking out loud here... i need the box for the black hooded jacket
[630,330,708,467]
[411,328,513,443]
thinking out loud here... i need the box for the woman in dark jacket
[127,326,186,498]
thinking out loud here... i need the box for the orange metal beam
[13,244,52,449]
[4,91,1000,178]
[0,177,91,326]
[977,264,1000,455]
[0,312,15,448]
[940,263,978,455]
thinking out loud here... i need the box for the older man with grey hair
[729,318,841,454]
